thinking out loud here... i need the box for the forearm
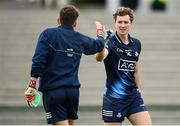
[96,48,106,62]
[134,72,141,89]
[30,77,38,81]
[134,62,141,89]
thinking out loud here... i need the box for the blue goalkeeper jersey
[31,25,104,91]
[104,32,141,99]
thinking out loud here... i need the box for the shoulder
[107,35,116,46]
[130,36,141,51]
[106,34,116,44]
[42,27,58,34]
[130,36,141,53]
[40,27,58,40]
[130,36,141,45]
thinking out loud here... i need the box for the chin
[119,33,127,36]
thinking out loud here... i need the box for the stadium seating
[0,8,180,107]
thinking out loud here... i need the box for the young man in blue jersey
[24,5,105,125]
[96,7,152,125]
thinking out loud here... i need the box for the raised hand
[95,21,105,37]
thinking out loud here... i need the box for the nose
[121,22,125,27]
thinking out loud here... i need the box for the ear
[57,17,61,24]
[72,20,77,27]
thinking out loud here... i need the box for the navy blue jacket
[31,25,104,91]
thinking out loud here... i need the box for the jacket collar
[58,24,74,30]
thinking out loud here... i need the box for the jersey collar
[115,32,134,45]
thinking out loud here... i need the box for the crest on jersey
[125,49,132,56]
[116,112,122,118]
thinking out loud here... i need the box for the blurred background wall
[0,0,180,125]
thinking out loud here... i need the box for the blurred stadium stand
[0,0,180,125]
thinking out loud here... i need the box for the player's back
[35,25,104,91]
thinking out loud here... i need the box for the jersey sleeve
[105,38,113,52]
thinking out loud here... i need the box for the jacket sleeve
[31,29,50,78]
[80,34,105,55]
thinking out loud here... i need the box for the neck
[119,34,129,44]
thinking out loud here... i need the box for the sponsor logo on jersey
[116,48,124,53]
[67,48,74,57]
[118,58,136,71]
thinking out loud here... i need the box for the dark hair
[60,5,79,25]
[113,7,134,22]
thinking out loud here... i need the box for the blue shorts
[42,87,79,124]
[102,93,147,122]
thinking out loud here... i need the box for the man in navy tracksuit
[24,5,105,125]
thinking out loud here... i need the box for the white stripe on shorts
[102,109,113,117]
